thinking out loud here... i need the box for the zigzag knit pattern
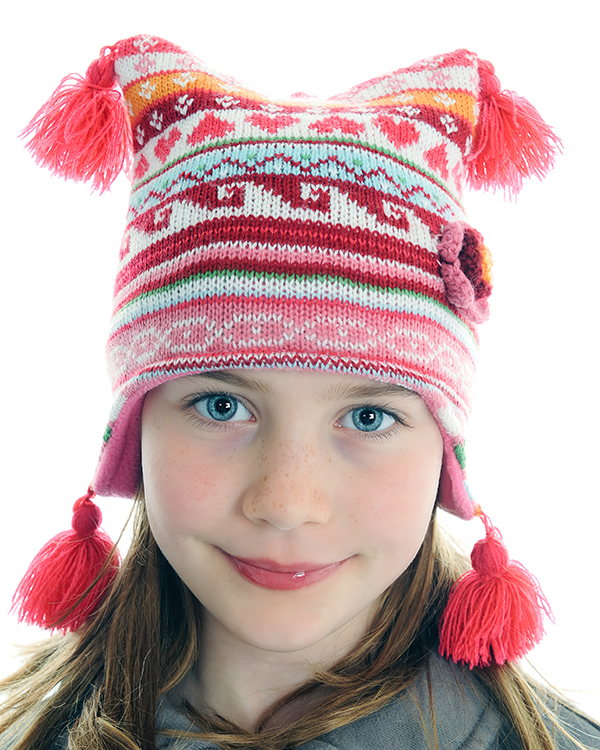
[93,35,496,518]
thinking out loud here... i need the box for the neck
[176,607,373,732]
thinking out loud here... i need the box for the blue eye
[194,394,252,422]
[340,407,396,432]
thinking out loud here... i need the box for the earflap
[437,428,475,520]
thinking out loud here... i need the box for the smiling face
[141,369,443,660]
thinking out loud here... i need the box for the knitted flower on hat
[23,35,560,522]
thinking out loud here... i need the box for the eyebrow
[195,371,274,395]
[317,381,416,403]
[195,371,415,402]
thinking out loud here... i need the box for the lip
[221,550,348,590]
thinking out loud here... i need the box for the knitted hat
[15,35,558,666]
[102,39,491,517]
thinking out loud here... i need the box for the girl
[1,34,598,750]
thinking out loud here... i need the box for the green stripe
[454,441,466,469]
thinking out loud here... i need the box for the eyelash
[180,390,410,439]
[180,390,255,431]
[341,406,410,442]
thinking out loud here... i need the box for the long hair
[0,496,580,750]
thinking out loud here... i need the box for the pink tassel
[12,489,120,632]
[467,59,562,196]
[439,507,552,668]
[20,46,133,192]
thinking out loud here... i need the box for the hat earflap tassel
[439,507,553,668]
[20,45,133,193]
[11,489,120,632]
[468,58,562,196]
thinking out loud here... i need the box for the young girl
[1,34,598,750]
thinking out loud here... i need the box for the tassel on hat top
[14,35,560,667]
[21,45,132,192]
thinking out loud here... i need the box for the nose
[241,439,332,530]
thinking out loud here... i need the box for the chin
[216,591,379,657]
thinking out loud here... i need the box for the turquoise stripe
[129,140,462,224]
[110,269,477,352]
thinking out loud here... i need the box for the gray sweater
[150,654,600,750]
[9,653,599,749]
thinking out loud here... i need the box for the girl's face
[141,369,443,658]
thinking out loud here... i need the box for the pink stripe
[113,241,444,310]
[107,295,474,411]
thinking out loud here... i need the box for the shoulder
[302,653,510,750]
[300,654,600,750]
[549,703,600,750]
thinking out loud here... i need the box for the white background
[2,0,598,721]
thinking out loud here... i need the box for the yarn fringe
[468,59,562,196]
[11,489,120,632]
[439,508,553,668]
[20,46,132,193]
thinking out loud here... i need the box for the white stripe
[116,49,259,92]
[116,48,478,107]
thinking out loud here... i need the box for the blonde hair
[0,496,584,750]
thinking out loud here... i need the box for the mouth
[220,550,348,590]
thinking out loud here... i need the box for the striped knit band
[89,36,501,519]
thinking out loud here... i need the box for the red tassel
[439,507,552,668]
[11,489,120,632]
[20,46,133,193]
[467,59,562,196]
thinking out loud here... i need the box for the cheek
[345,433,442,553]
[356,477,434,544]
[141,426,232,542]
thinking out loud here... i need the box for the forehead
[172,369,418,402]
